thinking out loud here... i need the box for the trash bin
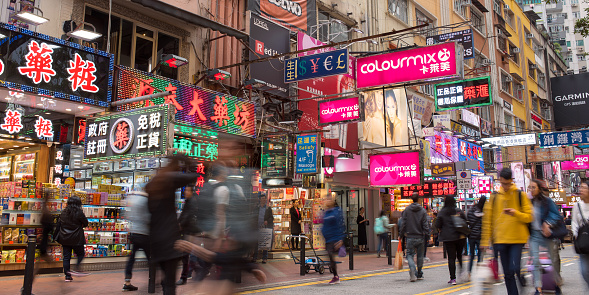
[390,240,399,257]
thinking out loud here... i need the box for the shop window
[471,9,484,33]
[134,37,154,73]
[388,0,409,23]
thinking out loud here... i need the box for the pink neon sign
[356,42,459,89]
[369,151,421,187]
[561,155,589,170]
[318,97,361,125]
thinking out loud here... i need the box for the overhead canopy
[471,0,489,13]
[131,0,249,41]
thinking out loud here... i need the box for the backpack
[538,197,568,240]
[574,203,589,254]
[374,216,385,235]
[451,210,470,236]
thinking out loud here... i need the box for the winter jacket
[467,208,484,240]
[531,196,561,229]
[126,191,150,235]
[400,203,429,239]
[374,215,392,235]
[435,206,467,242]
[481,185,533,247]
[58,209,89,246]
[322,206,346,243]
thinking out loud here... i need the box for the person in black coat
[290,199,302,250]
[57,196,89,281]
[356,207,369,252]
[435,195,468,285]
[146,155,198,295]
[466,196,486,276]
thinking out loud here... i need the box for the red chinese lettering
[77,119,86,144]
[18,40,56,84]
[233,104,250,129]
[34,116,53,138]
[113,121,130,149]
[67,53,99,93]
[195,176,205,187]
[463,86,476,100]
[476,84,489,98]
[188,91,207,121]
[196,163,205,174]
[131,78,155,98]
[418,191,424,196]
[1,109,24,134]
[164,83,183,113]
[210,96,229,127]
[445,138,452,157]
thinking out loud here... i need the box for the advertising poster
[360,88,409,148]
[458,140,484,172]
[511,162,525,191]
[550,72,589,128]
[369,151,422,187]
[433,114,451,129]
[248,0,317,32]
[295,134,319,174]
[410,92,434,125]
[561,154,589,170]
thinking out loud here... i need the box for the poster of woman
[361,88,408,148]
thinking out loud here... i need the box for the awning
[131,0,249,41]
[472,0,489,13]
[510,71,524,82]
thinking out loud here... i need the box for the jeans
[377,233,388,253]
[529,230,562,288]
[580,253,589,289]
[468,238,482,273]
[444,239,466,280]
[406,237,425,278]
[180,254,199,280]
[62,245,85,275]
[495,243,524,295]
[423,235,429,257]
[325,242,338,277]
[125,233,151,280]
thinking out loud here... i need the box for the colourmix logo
[268,0,302,17]
[373,164,417,173]
[360,48,451,74]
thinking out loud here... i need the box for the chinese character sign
[369,151,422,187]
[425,29,474,59]
[116,66,256,138]
[84,105,170,161]
[435,76,491,111]
[356,42,460,89]
[318,96,362,125]
[482,134,537,147]
[284,49,349,83]
[458,139,484,172]
[425,131,459,164]
[539,130,589,148]
[173,136,219,161]
[400,180,456,198]
[0,23,113,106]
[296,134,319,174]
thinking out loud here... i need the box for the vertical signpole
[348,232,354,270]
[300,236,306,276]
[21,235,36,295]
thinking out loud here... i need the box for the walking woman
[466,196,486,279]
[573,182,589,289]
[57,196,89,282]
[357,207,369,252]
[374,210,392,258]
[528,179,563,295]
[321,197,346,285]
[436,195,467,285]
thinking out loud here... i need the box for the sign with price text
[284,48,348,83]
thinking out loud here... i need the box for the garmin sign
[550,72,589,128]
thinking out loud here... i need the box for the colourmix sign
[318,96,362,125]
[369,151,422,187]
[356,42,462,89]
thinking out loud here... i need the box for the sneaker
[70,270,90,277]
[424,257,431,262]
[410,272,417,282]
[417,275,424,280]
[122,284,139,291]
[328,276,340,284]
[555,286,562,295]
[65,276,73,282]
[175,279,187,285]
[534,289,542,295]
[518,275,527,287]
[448,279,456,285]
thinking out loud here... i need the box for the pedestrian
[146,155,198,295]
[357,207,369,252]
[432,212,439,247]
[290,199,302,250]
[481,168,533,295]
[177,185,198,285]
[253,194,274,264]
[321,197,346,285]
[436,194,467,285]
[572,181,589,289]
[466,196,486,281]
[123,185,151,291]
[400,192,429,282]
[56,196,90,282]
[528,179,563,295]
[374,210,392,258]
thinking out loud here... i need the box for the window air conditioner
[526,33,534,39]
[517,85,525,90]
[530,64,538,69]
[482,58,492,65]
[504,4,509,10]
[512,48,521,53]
[505,76,513,82]
[538,46,546,50]
[532,93,539,98]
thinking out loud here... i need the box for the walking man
[481,168,533,295]
[400,192,430,282]
[123,185,151,291]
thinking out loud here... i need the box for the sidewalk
[0,247,447,294]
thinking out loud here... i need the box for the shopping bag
[258,228,273,251]
[394,240,403,270]
[472,261,495,295]
[338,246,347,257]
[489,258,499,281]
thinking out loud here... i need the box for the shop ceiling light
[206,69,232,81]
[14,1,49,25]
[337,153,353,160]
[67,22,102,41]
[161,54,188,68]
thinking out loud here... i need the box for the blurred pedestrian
[254,194,274,263]
[146,155,198,295]
[466,196,486,280]
[481,168,533,295]
[57,196,90,282]
[528,179,563,295]
[290,199,302,250]
[357,207,369,252]
[321,198,346,285]
[572,182,589,289]
[123,185,151,291]
[177,185,198,285]
[400,193,429,282]
[436,195,467,285]
[374,210,392,258]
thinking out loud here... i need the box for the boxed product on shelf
[3,228,11,243]
[9,213,16,225]
[6,249,15,263]
[1,213,8,225]
[15,249,25,263]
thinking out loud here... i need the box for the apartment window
[515,119,526,132]
[494,0,502,15]
[480,105,491,122]
[573,12,581,19]
[388,0,409,23]
[509,44,520,64]
[577,39,585,47]
[537,71,546,89]
[318,12,351,44]
[501,73,512,93]
[471,9,485,33]
[504,112,514,133]
[567,41,571,47]
[528,61,536,79]
[547,14,554,24]
[84,6,180,79]
[454,0,468,19]
[578,54,586,61]
[421,84,435,97]
[505,11,514,28]
[572,0,579,4]
[532,98,540,113]
[498,35,508,52]
[416,9,435,36]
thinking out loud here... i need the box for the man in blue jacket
[322,197,346,285]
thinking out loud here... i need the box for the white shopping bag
[472,261,495,295]
[258,228,273,251]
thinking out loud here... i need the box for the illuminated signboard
[369,151,422,187]
[116,66,256,138]
[539,130,589,148]
[0,23,113,107]
[173,124,219,161]
[318,96,362,125]
[262,136,291,178]
[295,134,319,174]
[84,105,171,162]
[400,180,457,198]
[458,139,484,172]
[435,76,491,111]
[284,48,348,83]
[426,29,474,59]
[0,102,75,142]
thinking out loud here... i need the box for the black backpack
[574,203,589,254]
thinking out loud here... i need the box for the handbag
[452,213,471,236]
[489,257,499,281]
[338,245,347,257]
[574,203,589,254]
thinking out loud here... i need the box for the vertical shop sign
[261,136,290,177]
[458,139,484,172]
[295,134,319,174]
